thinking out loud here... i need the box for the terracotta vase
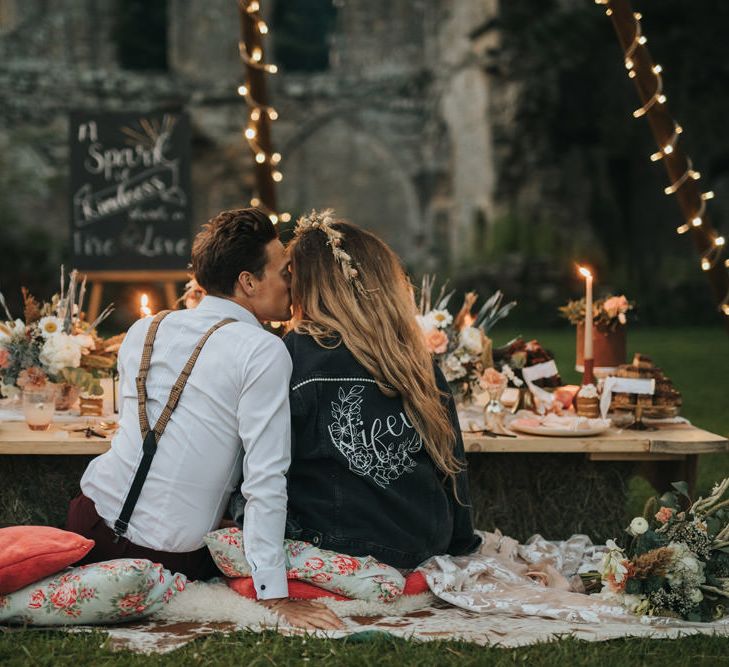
[575,324,627,376]
[53,383,80,411]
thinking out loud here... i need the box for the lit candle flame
[577,265,592,279]
[140,294,152,318]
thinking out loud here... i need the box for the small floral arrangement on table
[559,294,633,332]
[0,268,122,401]
[591,478,729,621]
[416,276,516,402]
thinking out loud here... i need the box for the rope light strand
[596,1,729,321]
[700,236,725,272]
[237,0,287,225]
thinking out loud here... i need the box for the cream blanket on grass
[64,530,729,654]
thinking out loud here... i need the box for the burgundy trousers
[65,493,218,581]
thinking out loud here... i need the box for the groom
[67,208,341,630]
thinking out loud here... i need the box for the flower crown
[294,209,365,293]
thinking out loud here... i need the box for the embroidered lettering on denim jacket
[328,385,422,488]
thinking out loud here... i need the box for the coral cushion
[227,576,350,601]
[226,570,430,602]
[0,526,94,594]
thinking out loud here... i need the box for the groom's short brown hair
[191,208,278,296]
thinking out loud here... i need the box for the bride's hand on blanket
[259,598,345,630]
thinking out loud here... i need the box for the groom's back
[80,296,290,553]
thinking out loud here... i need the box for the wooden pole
[599,0,729,332]
[238,0,278,215]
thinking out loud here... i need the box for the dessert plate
[509,416,612,437]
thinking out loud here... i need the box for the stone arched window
[273,0,338,72]
[114,0,168,71]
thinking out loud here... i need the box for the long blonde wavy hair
[288,214,463,485]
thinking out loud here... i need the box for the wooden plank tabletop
[0,419,727,457]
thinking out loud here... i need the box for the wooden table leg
[638,455,699,497]
[87,282,104,322]
[163,281,179,310]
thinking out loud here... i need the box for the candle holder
[483,379,508,433]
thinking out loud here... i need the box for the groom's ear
[236,270,258,297]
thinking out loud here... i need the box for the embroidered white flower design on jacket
[328,385,423,488]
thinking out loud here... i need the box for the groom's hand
[260,598,345,630]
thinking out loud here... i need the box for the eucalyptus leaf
[671,481,690,498]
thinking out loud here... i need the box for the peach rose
[603,295,629,320]
[424,329,448,355]
[0,348,9,369]
[655,506,675,523]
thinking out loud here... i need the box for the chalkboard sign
[69,110,192,271]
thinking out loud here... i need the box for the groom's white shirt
[81,295,291,599]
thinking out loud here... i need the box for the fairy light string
[237,0,290,224]
[596,0,729,324]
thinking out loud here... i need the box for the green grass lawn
[3,326,728,665]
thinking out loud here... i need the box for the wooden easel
[84,270,190,322]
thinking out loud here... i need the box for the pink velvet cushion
[0,526,94,594]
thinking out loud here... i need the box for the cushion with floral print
[0,559,187,626]
[204,527,405,603]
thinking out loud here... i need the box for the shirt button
[260,584,266,590]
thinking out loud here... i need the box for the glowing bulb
[280,212,292,223]
[271,152,281,164]
[658,94,667,104]
[270,321,282,329]
[251,109,261,121]
[692,217,703,227]
[606,8,613,15]
[652,65,662,74]
[701,259,711,271]
[650,152,662,162]
[634,12,642,19]
[250,197,260,207]
[702,191,715,200]
[237,85,248,96]
[272,171,283,182]
[725,259,729,268]
[245,127,257,139]
[628,71,637,79]
[692,171,701,180]
[639,36,647,45]
[252,48,262,62]
[268,109,278,120]
[258,21,268,34]
[255,152,266,163]
[663,145,674,155]
[269,214,279,224]
[722,304,729,316]
[625,59,634,70]
[248,1,260,11]
[716,236,726,247]
[268,64,278,74]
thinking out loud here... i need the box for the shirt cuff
[252,566,288,600]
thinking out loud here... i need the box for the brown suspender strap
[113,313,237,539]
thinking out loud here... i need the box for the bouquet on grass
[0,268,122,402]
[592,479,729,621]
[416,276,516,402]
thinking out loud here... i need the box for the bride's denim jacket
[280,331,481,569]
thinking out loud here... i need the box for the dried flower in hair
[294,209,365,294]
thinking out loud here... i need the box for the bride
[281,210,481,568]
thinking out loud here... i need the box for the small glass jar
[22,385,57,431]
